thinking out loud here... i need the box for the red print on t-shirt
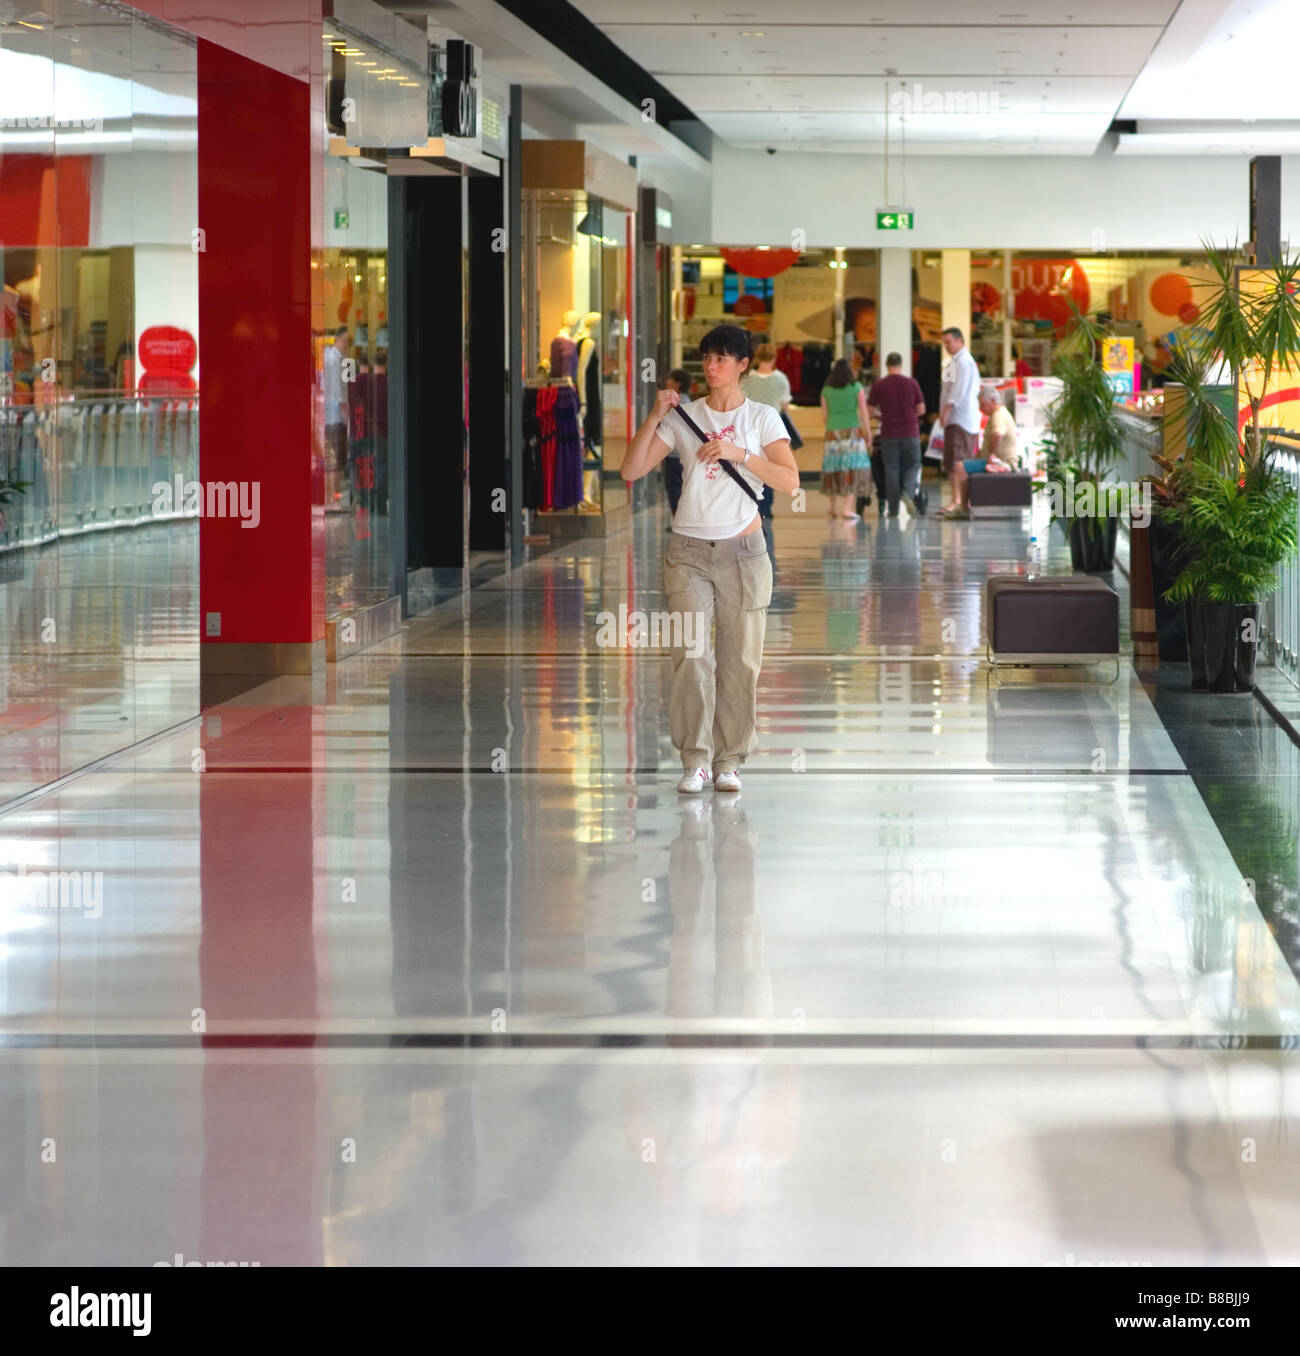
[705,423,737,480]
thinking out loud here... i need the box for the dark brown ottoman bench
[986,573,1120,680]
[969,472,1033,512]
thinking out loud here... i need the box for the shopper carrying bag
[620,324,799,795]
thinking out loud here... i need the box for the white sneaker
[714,769,742,792]
[676,767,712,795]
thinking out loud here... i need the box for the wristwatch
[742,449,751,466]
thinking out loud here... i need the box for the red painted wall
[197,37,324,647]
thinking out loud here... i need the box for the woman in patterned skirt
[819,358,873,520]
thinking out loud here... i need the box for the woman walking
[820,358,872,520]
[621,325,799,795]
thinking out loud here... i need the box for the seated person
[943,388,1019,518]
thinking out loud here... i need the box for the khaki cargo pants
[664,530,773,776]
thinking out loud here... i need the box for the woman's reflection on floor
[667,798,771,1019]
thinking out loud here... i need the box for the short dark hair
[942,326,965,343]
[826,357,856,388]
[334,326,349,339]
[667,368,692,392]
[698,323,754,370]
[886,351,903,367]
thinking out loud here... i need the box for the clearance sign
[1238,269,1300,436]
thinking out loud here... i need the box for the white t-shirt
[659,396,785,540]
[945,346,981,433]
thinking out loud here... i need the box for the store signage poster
[1103,336,1135,397]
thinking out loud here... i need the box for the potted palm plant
[1142,341,1240,677]
[1159,242,1300,692]
[1047,307,1125,571]
[1162,455,1297,691]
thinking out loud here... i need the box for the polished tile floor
[0,521,198,805]
[3,488,1300,1266]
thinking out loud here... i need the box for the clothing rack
[521,381,583,516]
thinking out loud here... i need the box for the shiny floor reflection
[3,494,1300,1265]
[0,521,197,804]
[2,1047,1297,1266]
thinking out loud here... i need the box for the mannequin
[574,310,602,507]
[549,309,580,385]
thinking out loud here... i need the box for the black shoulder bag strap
[672,404,760,504]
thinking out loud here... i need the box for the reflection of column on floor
[199,702,321,1266]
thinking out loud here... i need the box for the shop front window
[322,144,389,609]
[524,190,628,517]
[964,250,1215,390]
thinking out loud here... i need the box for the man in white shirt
[938,326,980,482]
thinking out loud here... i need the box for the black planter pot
[1183,601,1208,689]
[1066,518,1085,570]
[1148,516,1188,662]
[1067,515,1119,572]
[1202,602,1260,693]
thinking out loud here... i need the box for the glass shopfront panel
[524,189,628,519]
[0,4,198,798]
[321,78,391,610]
[321,152,389,611]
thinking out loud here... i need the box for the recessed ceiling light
[738,31,766,37]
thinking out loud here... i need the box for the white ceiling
[588,0,1300,156]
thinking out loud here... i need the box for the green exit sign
[334,209,349,229]
[876,210,914,230]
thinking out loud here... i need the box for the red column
[196,36,324,697]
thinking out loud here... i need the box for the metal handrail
[0,393,199,551]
